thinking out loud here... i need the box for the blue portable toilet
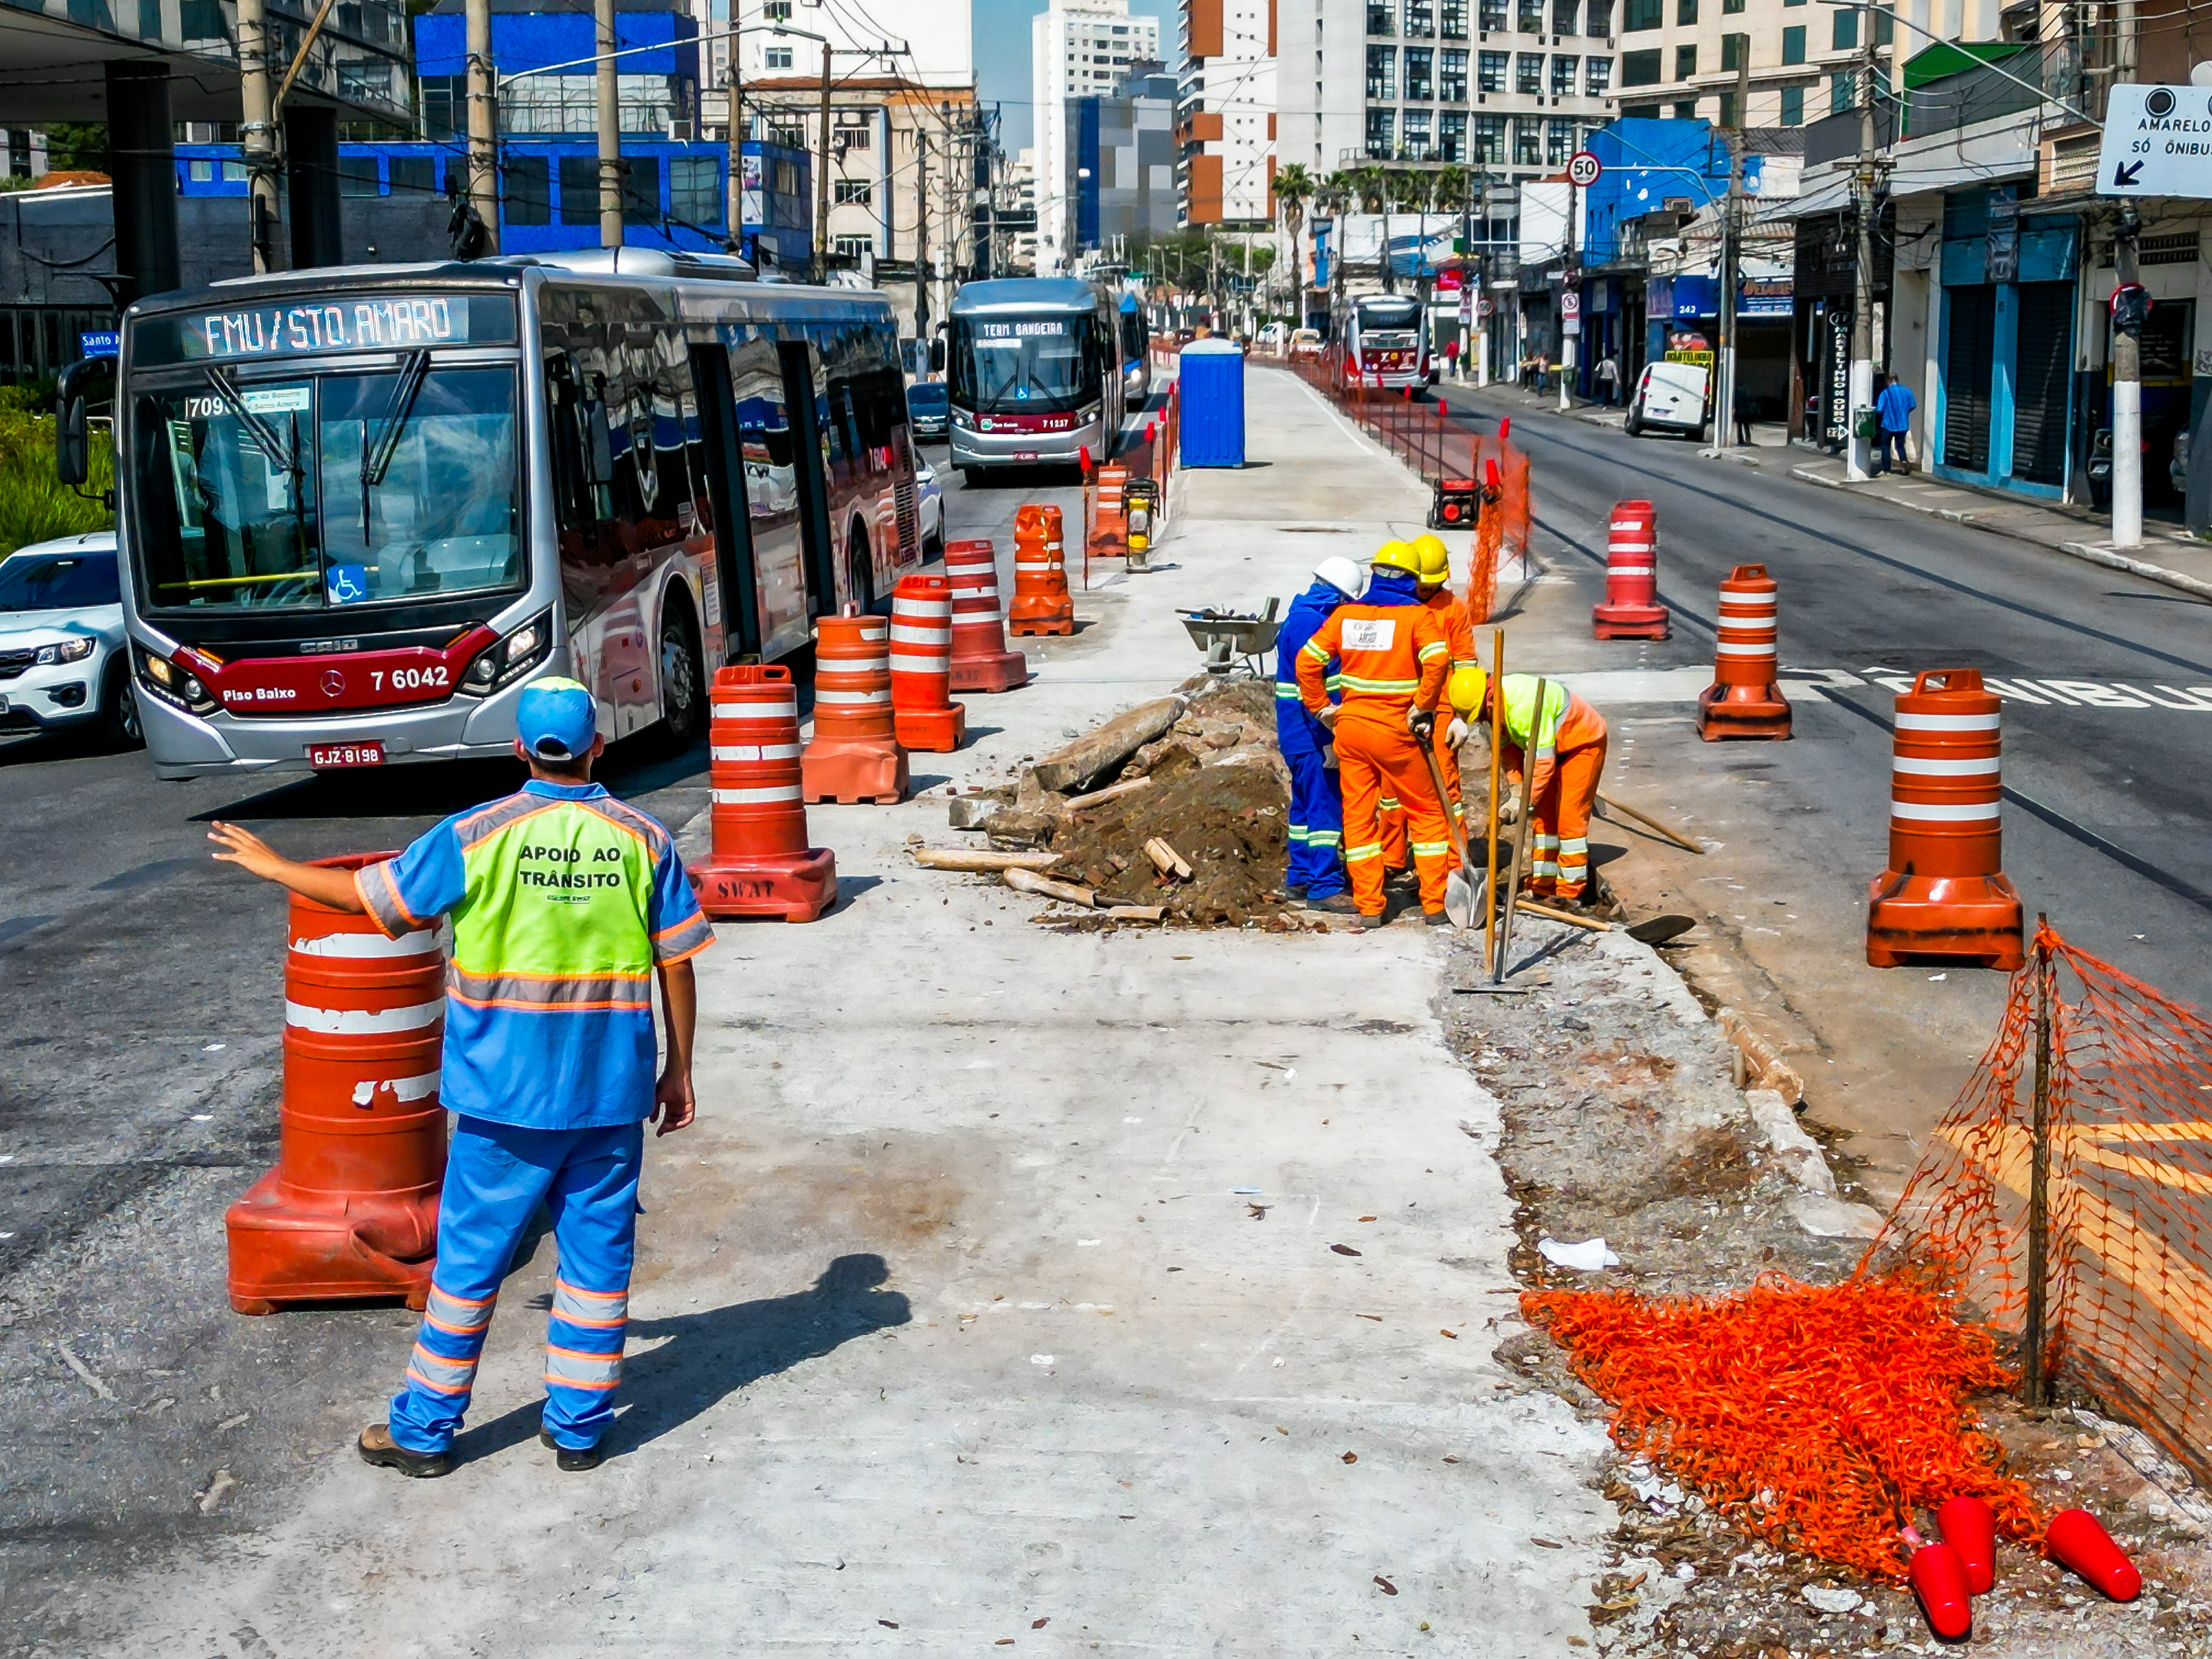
[1177,339,1246,467]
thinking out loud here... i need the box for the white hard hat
[1314,555,1367,601]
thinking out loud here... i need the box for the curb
[2058,538,2212,604]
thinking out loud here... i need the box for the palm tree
[1274,162,1316,322]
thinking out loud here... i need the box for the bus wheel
[657,598,705,753]
[100,659,144,750]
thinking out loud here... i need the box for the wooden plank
[1003,867,1098,907]
[1027,695,1186,793]
[909,848,1064,873]
[1064,774,1157,813]
[1144,836,1194,880]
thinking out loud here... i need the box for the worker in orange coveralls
[1445,667,1611,907]
[1373,533,1474,872]
[1296,541,1453,928]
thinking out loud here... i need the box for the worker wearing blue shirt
[210,677,713,1477]
[1874,374,1917,475]
[1275,556,1368,912]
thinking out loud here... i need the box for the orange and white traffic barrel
[1591,498,1668,640]
[1008,504,1075,637]
[888,573,969,751]
[943,537,1030,693]
[1695,562,1792,740]
[691,664,838,921]
[801,604,908,804]
[1866,668,2023,970]
[225,855,445,1313]
[1089,464,1130,555]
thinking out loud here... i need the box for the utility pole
[466,0,498,252]
[2111,0,2144,548]
[595,0,621,248]
[725,27,744,252]
[813,46,833,280]
[238,0,279,273]
[1845,18,1879,478]
[916,125,930,365]
[1716,48,1750,450]
[1558,182,1577,412]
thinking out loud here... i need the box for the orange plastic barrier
[1696,563,1792,740]
[1089,464,1129,554]
[1592,498,1668,640]
[225,856,445,1313]
[691,664,837,920]
[801,605,908,804]
[1866,668,2023,970]
[888,573,968,751]
[1008,503,1075,636]
[942,537,1030,693]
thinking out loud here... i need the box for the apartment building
[1068,61,1183,257]
[1612,0,1897,130]
[1008,147,1040,273]
[1034,0,1163,269]
[1276,0,1618,256]
[1177,0,1278,227]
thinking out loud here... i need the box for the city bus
[1118,292,1151,407]
[59,247,922,780]
[1333,290,1432,392]
[946,276,1127,480]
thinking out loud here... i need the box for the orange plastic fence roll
[1865,667,2022,969]
[691,664,838,921]
[942,537,1030,693]
[1008,503,1075,637]
[225,855,445,1314]
[802,604,908,804]
[888,573,969,751]
[1696,562,1792,740]
[1592,498,1668,640]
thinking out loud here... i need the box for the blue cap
[515,677,597,761]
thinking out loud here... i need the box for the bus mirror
[929,339,945,373]
[55,355,114,488]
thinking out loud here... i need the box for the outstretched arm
[208,822,366,913]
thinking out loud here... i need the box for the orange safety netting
[1866,920,2212,1491]
[1524,1274,2042,1581]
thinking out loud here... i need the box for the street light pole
[1715,48,1749,452]
[1844,22,1879,479]
[2111,0,2144,548]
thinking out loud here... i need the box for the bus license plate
[307,741,384,769]
[1016,450,1038,461]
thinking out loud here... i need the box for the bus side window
[545,353,599,533]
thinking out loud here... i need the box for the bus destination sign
[975,320,1068,339]
[134,292,517,366]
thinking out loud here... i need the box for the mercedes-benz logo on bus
[322,669,346,697]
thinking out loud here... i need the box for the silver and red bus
[63,248,922,780]
[1333,291,1432,391]
[946,276,1128,481]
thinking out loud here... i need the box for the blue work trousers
[1286,745,1348,899]
[389,1116,643,1454]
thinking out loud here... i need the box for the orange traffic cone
[1592,498,1668,640]
[801,605,907,804]
[1696,563,1791,740]
[226,856,444,1313]
[1909,1541,1973,1640]
[2045,1509,2142,1601]
[1936,1496,1997,1595]
[1008,504,1075,637]
[943,538,1030,692]
[889,573,968,751]
[691,665,837,921]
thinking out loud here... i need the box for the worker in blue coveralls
[1275,556,1369,914]
[208,677,714,1476]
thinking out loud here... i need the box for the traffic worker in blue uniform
[1275,556,1367,913]
[208,677,714,1476]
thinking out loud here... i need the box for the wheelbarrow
[1178,598,1282,677]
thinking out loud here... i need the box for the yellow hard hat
[1446,665,1488,718]
[1372,539,1420,578]
[1411,534,1451,585]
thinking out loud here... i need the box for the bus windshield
[1356,296,1422,345]
[951,315,1101,414]
[131,363,522,613]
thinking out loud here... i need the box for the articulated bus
[945,276,1127,480]
[68,248,922,780]
[1333,290,1432,391]
[1117,292,1151,408]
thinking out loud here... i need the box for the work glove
[1320,743,1339,771]
[1497,786,1523,826]
[1316,704,1339,730]
[1407,706,1435,738]
[1444,717,1471,751]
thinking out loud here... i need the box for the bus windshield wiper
[359,350,430,536]
[204,366,300,484]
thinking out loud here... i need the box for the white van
[1625,360,1710,439]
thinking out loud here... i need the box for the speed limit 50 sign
[1566,151,1603,188]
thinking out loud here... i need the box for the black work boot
[358,1422,452,1479]
[539,1428,605,1472]
[1312,892,1359,915]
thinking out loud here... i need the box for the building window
[835,126,873,152]
[1620,46,1661,83]
[1442,0,1469,37]
[1406,47,1433,96]
[1440,47,1469,96]
[221,158,247,182]
[765,46,793,69]
[1514,116,1542,164]
[1518,0,1545,31]
[1404,108,1433,155]
[1479,49,1508,89]
[833,177,872,204]
[1674,42,1696,77]
[1831,5,1856,47]
[1779,84,1804,123]
[1473,111,1507,161]
[1406,0,1435,35]
[1369,0,1395,33]
[1367,45,1397,97]
[1875,4,1893,42]
[1716,89,1737,124]
[1544,117,1571,163]
[389,156,432,198]
[1781,24,1805,62]
[832,235,872,260]
[336,155,379,196]
[498,155,548,225]
[1621,0,1659,28]
[1366,108,1396,155]
[764,0,791,15]
[1720,31,1745,68]
[1585,55,1611,93]
[1831,68,1855,112]
[1588,0,1613,31]
[187,157,214,181]
[1480,0,1507,29]
[767,123,805,148]
[673,154,720,225]
[1440,108,1469,157]
[1517,51,1543,91]
[1554,0,1578,31]
[1551,54,1577,94]
[558,154,598,225]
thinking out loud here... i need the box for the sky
[975,0,1177,155]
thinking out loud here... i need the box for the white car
[0,531,141,749]
[916,459,944,558]
[1625,361,1710,439]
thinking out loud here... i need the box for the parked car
[1288,327,1325,361]
[0,531,139,748]
[916,459,944,558]
[906,380,949,442]
[1624,360,1710,439]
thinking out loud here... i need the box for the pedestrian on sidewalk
[1295,542,1453,928]
[1595,353,1621,406]
[208,678,714,1478]
[1873,373,1916,475]
[1274,556,1367,914]
[1445,668,1609,909]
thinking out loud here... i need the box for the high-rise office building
[1034,0,1161,270]
[1177,0,1277,227]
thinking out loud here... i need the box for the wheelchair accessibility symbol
[326,563,369,604]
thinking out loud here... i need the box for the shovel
[1419,731,1482,932]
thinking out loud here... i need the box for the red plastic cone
[1936,1496,1997,1594]
[1909,1541,1973,1640]
[2045,1508,2142,1601]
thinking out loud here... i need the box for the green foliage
[43,123,109,174]
[0,387,114,556]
